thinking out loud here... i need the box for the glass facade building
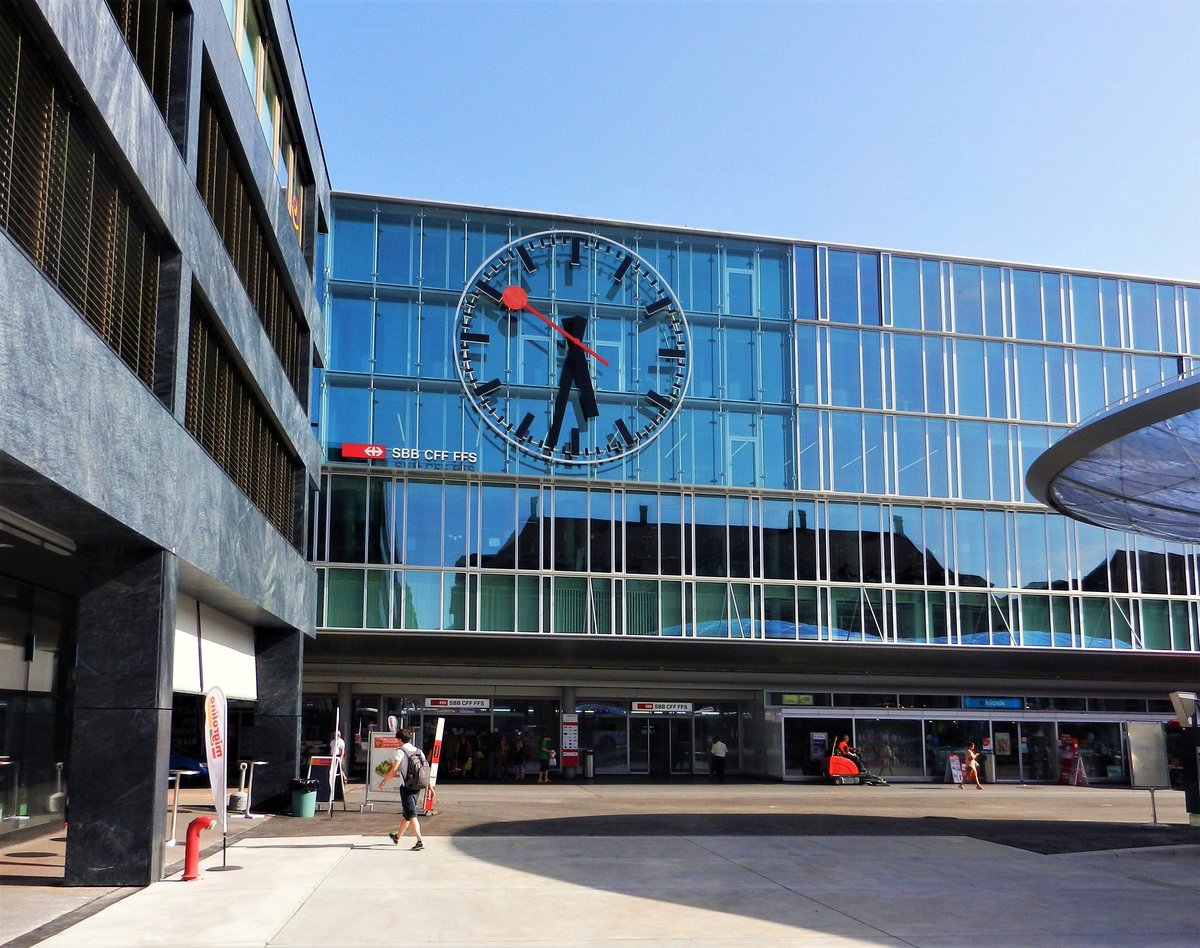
[305,195,1199,782]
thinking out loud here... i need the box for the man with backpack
[377,727,427,850]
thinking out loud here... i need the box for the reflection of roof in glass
[1027,374,1200,543]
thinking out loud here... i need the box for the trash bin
[982,753,997,784]
[581,748,594,780]
[291,778,319,818]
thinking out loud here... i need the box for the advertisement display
[561,713,579,768]
[202,686,228,834]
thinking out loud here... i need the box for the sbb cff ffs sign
[342,443,386,460]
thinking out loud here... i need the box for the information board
[945,754,963,784]
[561,713,579,768]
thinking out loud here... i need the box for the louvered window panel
[185,303,301,542]
[197,93,306,397]
[0,7,161,389]
[105,0,176,126]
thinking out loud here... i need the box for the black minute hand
[546,315,600,448]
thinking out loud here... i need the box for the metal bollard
[181,815,217,881]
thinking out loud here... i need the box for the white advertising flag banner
[202,686,228,834]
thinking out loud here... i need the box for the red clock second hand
[500,285,609,366]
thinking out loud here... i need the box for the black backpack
[404,747,430,790]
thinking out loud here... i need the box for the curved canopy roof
[1027,374,1200,543]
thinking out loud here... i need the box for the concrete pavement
[3,781,1199,947]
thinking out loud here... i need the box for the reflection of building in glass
[305,195,1199,784]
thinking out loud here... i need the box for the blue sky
[289,0,1199,281]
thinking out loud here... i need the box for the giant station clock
[453,230,691,465]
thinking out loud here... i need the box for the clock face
[453,230,691,465]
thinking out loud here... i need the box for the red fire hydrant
[181,815,217,881]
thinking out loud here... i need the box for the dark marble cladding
[30,2,322,466]
[65,707,171,885]
[75,552,176,710]
[249,627,304,811]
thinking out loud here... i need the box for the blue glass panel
[1099,278,1122,347]
[892,333,923,411]
[1128,281,1158,351]
[895,416,927,497]
[828,328,861,407]
[1073,349,1104,420]
[683,243,718,314]
[683,322,715,399]
[694,495,727,577]
[760,325,790,403]
[466,219,510,276]
[795,245,817,320]
[1042,273,1063,343]
[1103,350,1126,401]
[759,249,787,319]
[956,421,989,499]
[952,263,983,335]
[725,248,754,315]
[727,410,759,487]
[1071,275,1101,346]
[927,418,949,497]
[985,342,1009,419]
[1015,344,1047,421]
[332,209,374,281]
[824,502,860,581]
[374,299,417,376]
[923,337,945,413]
[920,260,943,331]
[420,216,465,290]
[1012,269,1042,340]
[1017,425,1049,502]
[329,293,373,372]
[954,508,986,585]
[795,324,819,403]
[861,330,883,409]
[955,339,986,416]
[1157,284,1179,352]
[859,253,880,325]
[988,423,1011,501]
[798,410,821,490]
[326,382,371,448]
[891,505,924,584]
[1132,353,1164,391]
[982,266,1004,337]
[828,250,859,323]
[419,301,455,380]
[985,509,1010,587]
[923,508,948,585]
[831,412,864,493]
[1045,347,1067,422]
[863,413,885,494]
[371,387,416,449]
[683,407,720,485]
[1045,516,1070,590]
[724,326,756,400]
[377,214,416,285]
[404,482,444,567]
[1016,512,1048,589]
[891,257,921,330]
[1186,287,1200,354]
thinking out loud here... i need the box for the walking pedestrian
[378,726,427,849]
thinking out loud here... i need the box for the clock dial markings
[646,390,673,412]
[644,297,671,317]
[476,280,503,304]
[461,331,490,345]
[475,378,502,399]
[658,347,686,361]
[569,428,580,456]
[612,255,632,283]
[517,245,537,273]
[614,418,635,447]
[514,412,535,440]
[569,237,581,268]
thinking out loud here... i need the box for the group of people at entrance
[444,730,555,782]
